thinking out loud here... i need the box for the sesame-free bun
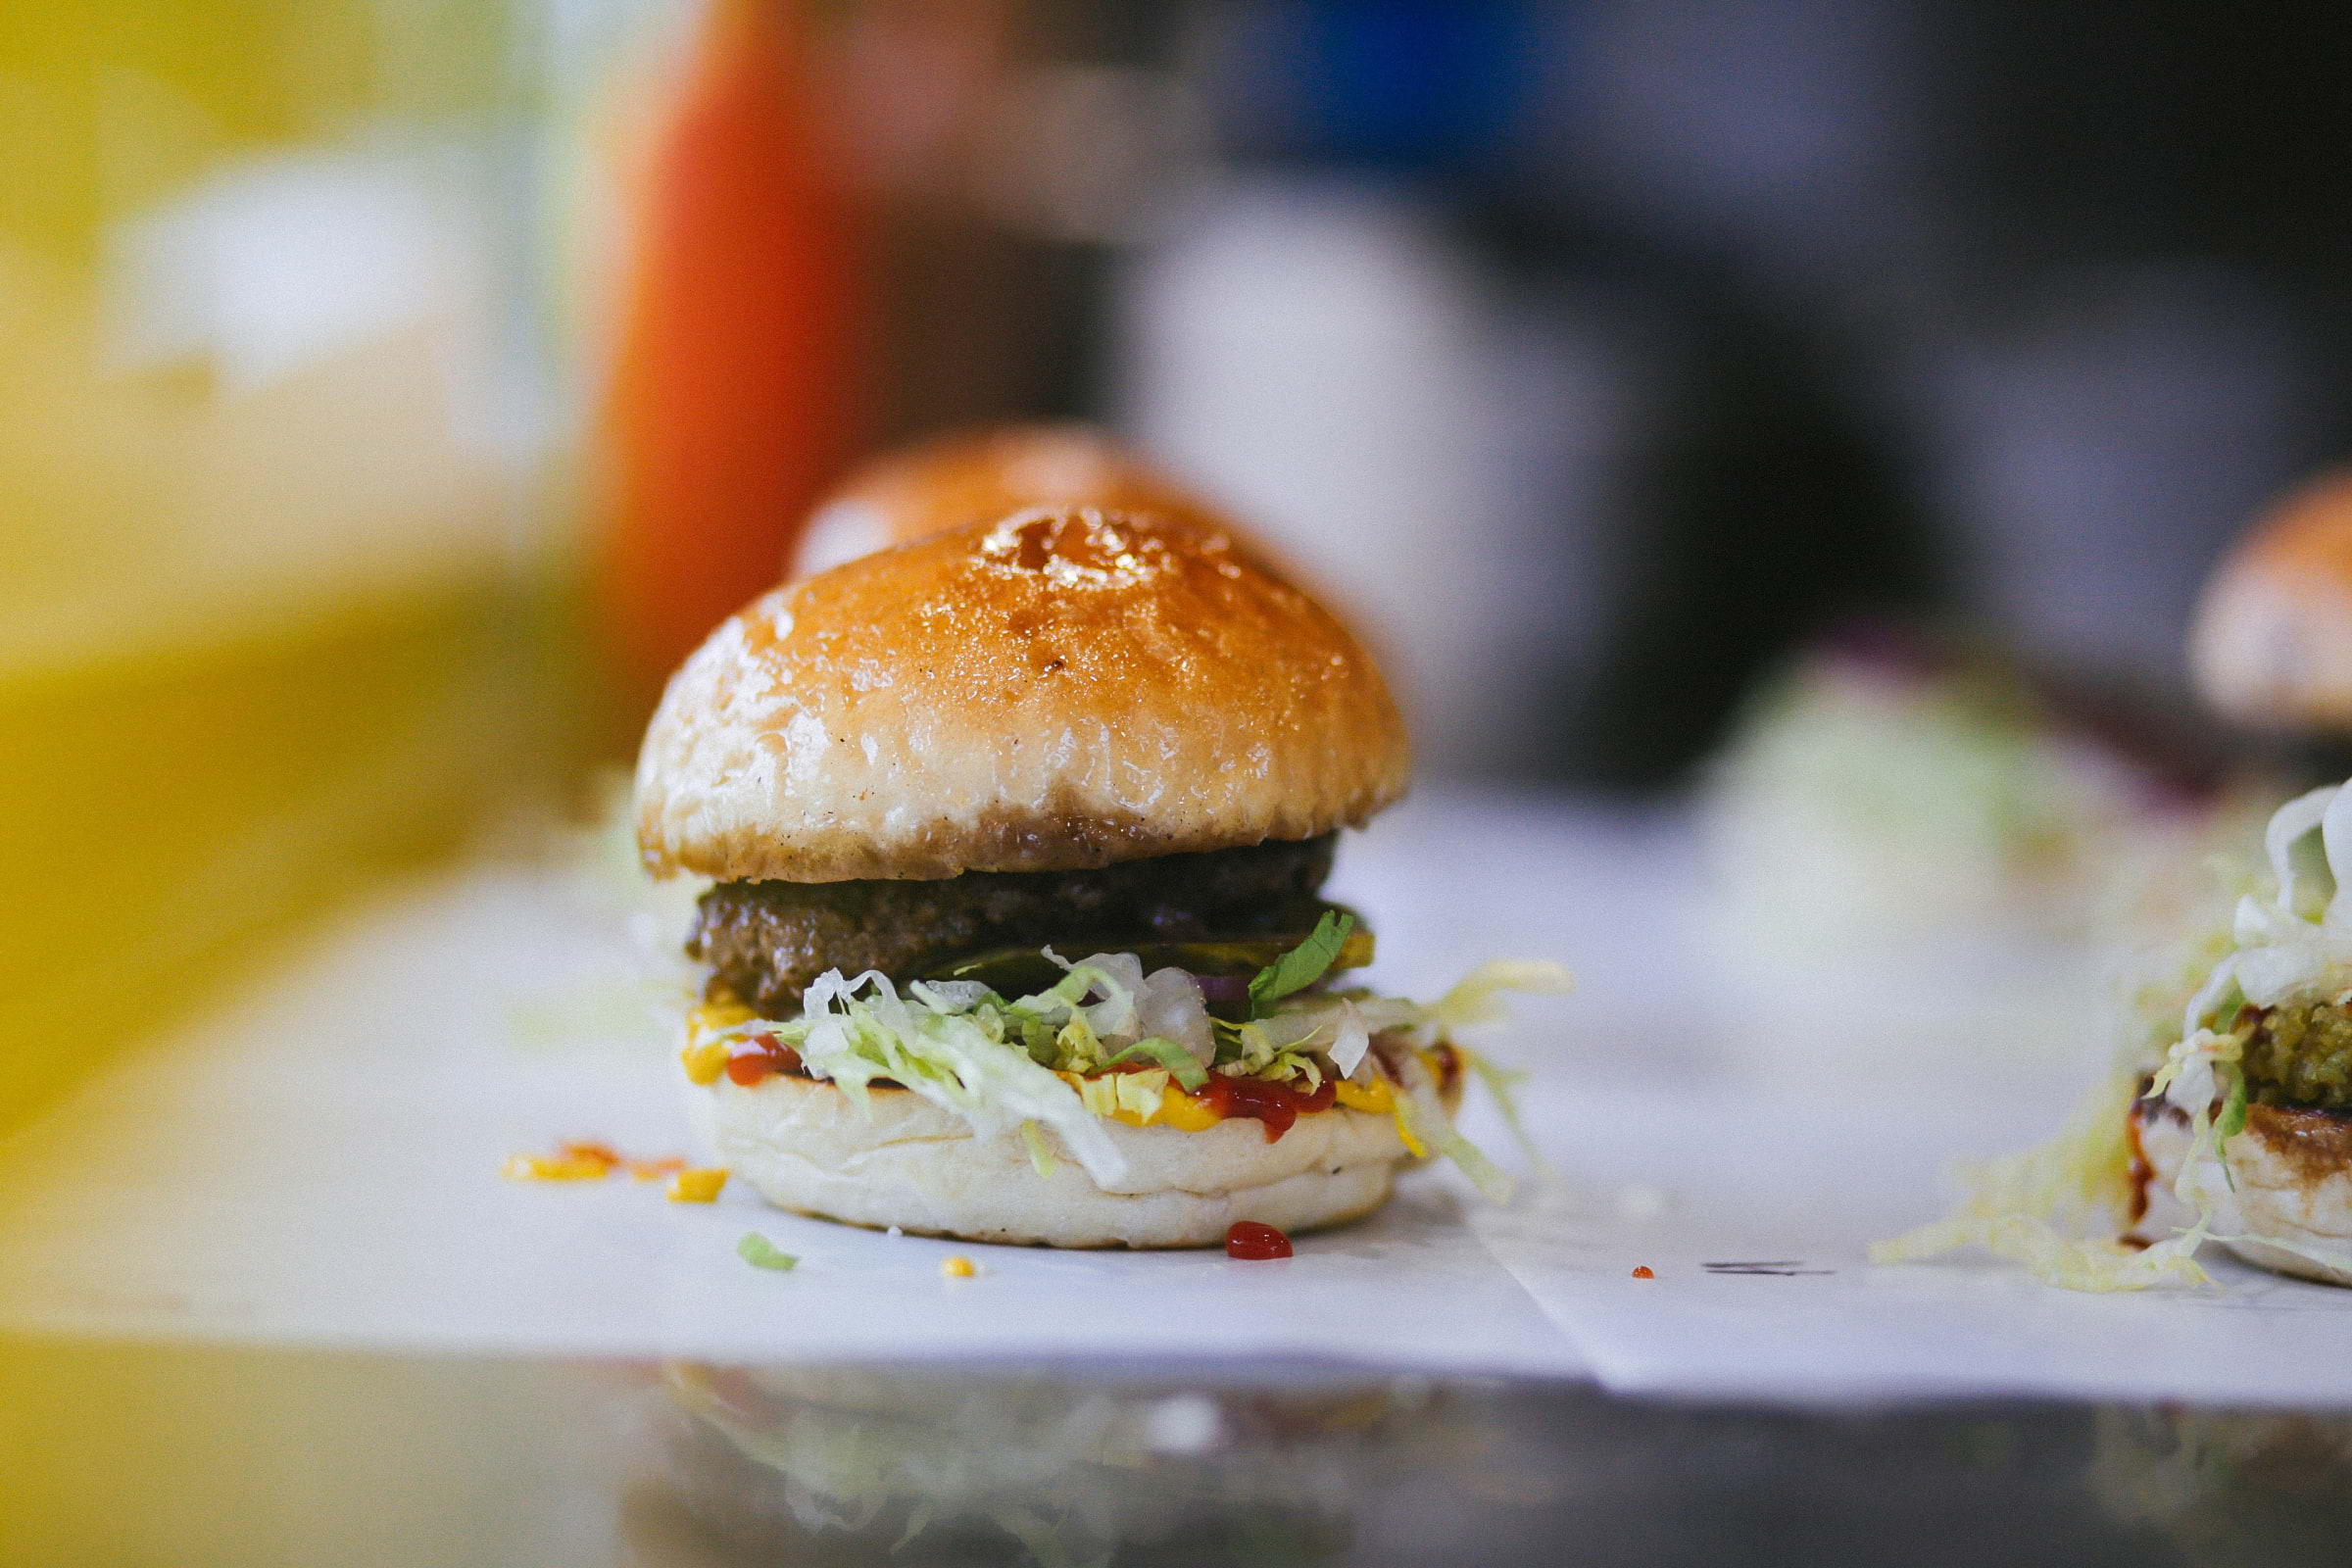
[2191,470,2352,729]
[636,509,1409,883]
[2215,1103,2352,1286]
[2136,1100,2352,1286]
[791,423,1228,581]
[689,1066,1455,1248]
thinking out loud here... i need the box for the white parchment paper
[6,792,2351,1404]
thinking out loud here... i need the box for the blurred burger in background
[2091,473,2352,1290]
[1703,622,2234,948]
[789,421,1233,580]
[1697,619,2249,1081]
[2192,469,2352,742]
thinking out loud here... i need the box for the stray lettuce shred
[1877,780,2352,1291]
[738,1233,800,1271]
[700,933,1572,1200]
[1869,1067,2212,1291]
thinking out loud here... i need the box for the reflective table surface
[8,1336,2349,1567]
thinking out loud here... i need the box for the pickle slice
[930,923,1374,998]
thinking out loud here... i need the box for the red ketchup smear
[1226,1221,1293,1260]
[724,1033,804,1086]
[1198,1074,1336,1143]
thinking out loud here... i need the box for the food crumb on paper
[667,1168,728,1203]
[738,1234,799,1271]
[503,1141,695,1185]
[941,1255,978,1279]
[1631,1265,1656,1280]
[502,1140,620,1182]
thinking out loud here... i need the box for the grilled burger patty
[690,834,1339,1015]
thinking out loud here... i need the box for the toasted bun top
[636,509,1410,882]
[789,423,1226,581]
[2192,470,2352,728]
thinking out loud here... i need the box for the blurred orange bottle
[594,0,869,721]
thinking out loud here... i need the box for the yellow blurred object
[0,3,559,1132]
[686,998,757,1036]
[1054,1068,1227,1131]
[1329,1074,1423,1155]
[502,1153,612,1183]
[680,1039,731,1086]
[667,1167,728,1203]
[681,998,754,1084]
[941,1255,977,1279]
[1153,1084,1226,1133]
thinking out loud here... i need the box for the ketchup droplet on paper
[1225,1221,1292,1260]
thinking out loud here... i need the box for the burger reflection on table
[627,1362,1434,1566]
[2093,1406,2352,1566]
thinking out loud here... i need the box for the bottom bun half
[2136,1100,2352,1286]
[689,1073,1422,1249]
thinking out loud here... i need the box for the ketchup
[724,1033,804,1085]
[1226,1221,1293,1260]
[1198,1074,1336,1143]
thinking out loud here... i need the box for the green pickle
[931,926,1375,999]
[2245,1001,2352,1111]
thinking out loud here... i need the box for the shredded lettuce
[1871,1067,2213,1291]
[799,969,1134,1182]
[738,1233,800,1271]
[1096,1035,1210,1090]
[1247,909,1355,1015]
[698,935,1570,1201]
[1872,1213,2211,1292]
[1327,1000,1372,1080]
[1424,960,1577,1033]
[1394,1060,1512,1203]
[1454,1043,1546,1177]
[1018,1121,1056,1177]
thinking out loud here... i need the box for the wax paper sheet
[8,793,2352,1405]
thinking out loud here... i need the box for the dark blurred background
[708,0,2352,785]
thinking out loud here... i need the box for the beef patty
[691,834,1338,1015]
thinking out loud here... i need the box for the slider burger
[2190,467,2352,732]
[2118,471,2352,1285]
[1880,778,2352,1290]
[635,507,1561,1248]
[2126,778,2352,1287]
[790,422,1230,581]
